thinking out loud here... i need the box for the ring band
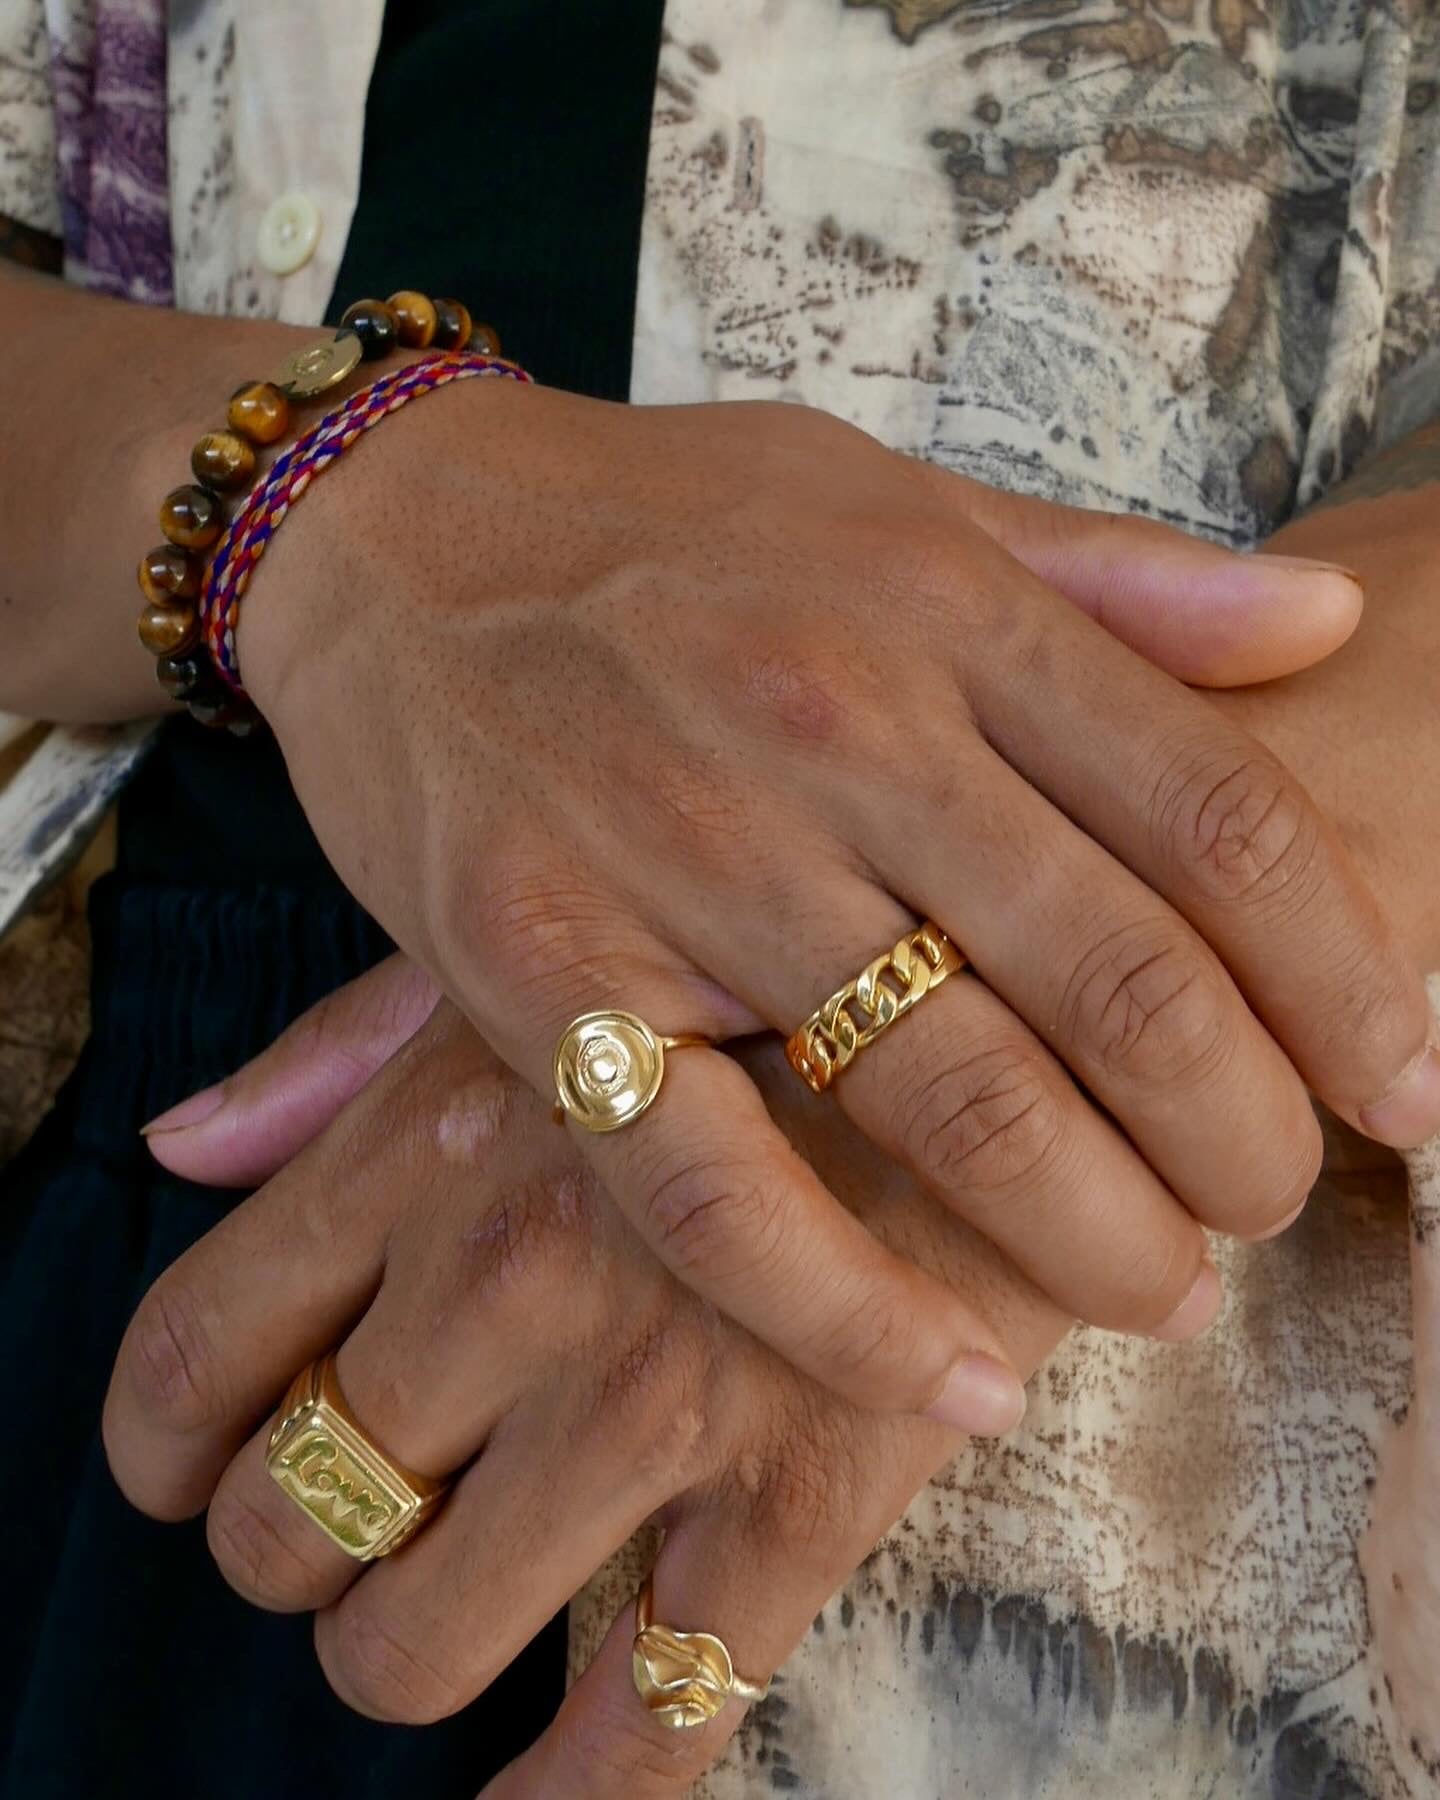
[785,920,966,1094]
[553,1009,710,1133]
[632,1572,771,1729]
[266,1352,447,1560]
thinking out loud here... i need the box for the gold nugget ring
[553,1010,709,1133]
[786,920,966,1094]
[266,1352,447,1560]
[632,1572,771,1729]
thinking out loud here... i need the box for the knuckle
[205,1490,327,1611]
[324,1604,469,1725]
[736,643,859,748]
[640,1151,785,1283]
[123,1276,225,1435]
[1059,924,1235,1090]
[1154,745,1320,911]
[430,839,612,1014]
[898,1040,1065,1203]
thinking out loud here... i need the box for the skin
[10,256,1439,1433]
[105,455,1440,1797]
[4,212,1432,1789]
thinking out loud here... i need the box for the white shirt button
[256,192,321,275]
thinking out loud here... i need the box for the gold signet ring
[553,1010,709,1133]
[632,1572,771,1729]
[266,1353,446,1560]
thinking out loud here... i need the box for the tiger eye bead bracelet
[135,289,501,729]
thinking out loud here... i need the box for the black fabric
[2,1,665,1792]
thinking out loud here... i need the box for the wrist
[233,357,526,728]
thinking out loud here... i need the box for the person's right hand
[228,384,1440,1431]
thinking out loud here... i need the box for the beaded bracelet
[136,289,508,731]
[202,349,533,701]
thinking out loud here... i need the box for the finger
[957,478,1364,687]
[836,745,1324,1243]
[143,952,441,1188]
[103,1016,465,1520]
[965,581,1440,1150]
[204,1114,636,1614]
[581,1043,1028,1432]
[309,1338,722,1725]
[671,881,1226,1338]
[482,1409,946,1800]
[450,899,1028,1430]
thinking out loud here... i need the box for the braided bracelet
[135,288,511,731]
[202,350,533,701]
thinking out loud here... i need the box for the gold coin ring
[553,1010,709,1133]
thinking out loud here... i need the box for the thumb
[969,486,1363,687]
[141,952,440,1188]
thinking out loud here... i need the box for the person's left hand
[105,957,1071,1798]
[1202,454,1440,978]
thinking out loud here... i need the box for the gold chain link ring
[785,920,966,1094]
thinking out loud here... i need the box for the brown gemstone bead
[432,297,472,350]
[227,379,291,445]
[339,297,400,360]
[137,544,202,604]
[191,430,257,492]
[159,483,225,550]
[466,321,502,357]
[138,600,199,657]
[387,290,438,348]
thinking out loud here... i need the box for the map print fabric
[571,3,1440,1796]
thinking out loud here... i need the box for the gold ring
[266,1352,447,1560]
[553,1010,709,1133]
[785,919,966,1094]
[632,1572,771,1729]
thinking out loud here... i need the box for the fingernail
[1251,554,1364,588]
[141,1082,226,1137]
[1150,1259,1223,1342]
[1359,1045,1440,1150]
[924,1355,1028,1437]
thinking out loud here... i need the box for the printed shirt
[2,2,1439,1795]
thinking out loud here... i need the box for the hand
[1204,460,1440,976]
[108,957,1072,1799]
[234,386,1440,1425]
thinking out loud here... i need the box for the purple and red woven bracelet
[201,350,532,700]
[134,287,531,730]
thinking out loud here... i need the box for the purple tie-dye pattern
[48,0,171,303]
